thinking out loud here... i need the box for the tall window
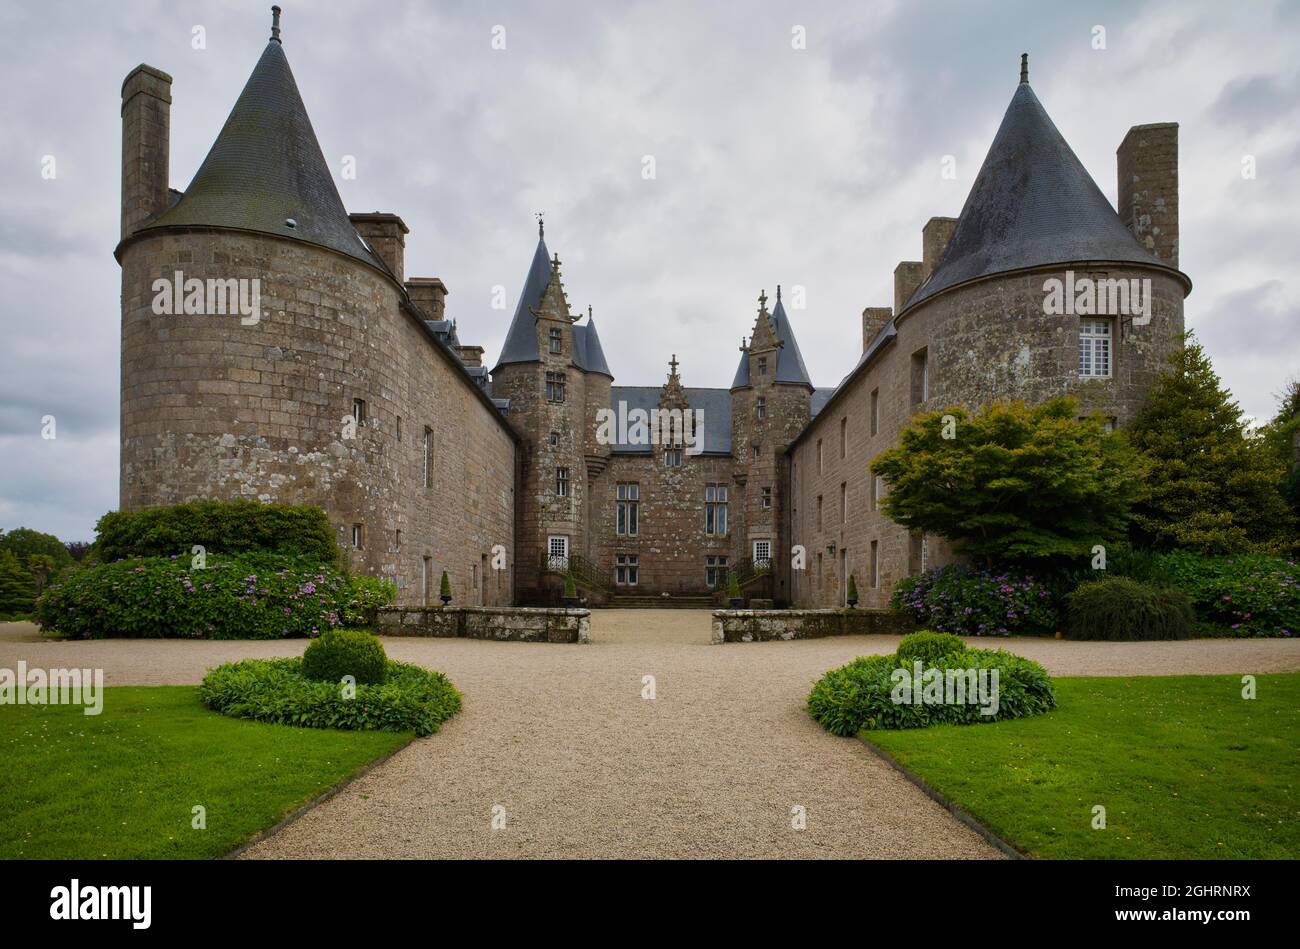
[555,467,569,497]
[396,415,403,442]
[840,481,847,523]
[870,388,879,436]
[616,483,639,535]
[548,327,562,353]
[549,431,559,447]
[756,397,766,420]
[870,539,880,588]
[840,417,847,458]
[911,348,928,405]
[548,535,569,570]
[615,554,639,585]
[422,426,433,488]
[351,523,364,549]
[1079,319,1112,378]
[545,371,566,402]
[757,355,767,375]
[817,439,824,474]
[817,494,824,531]
[705,555,729,588]
[705,483,728,535]
[352,398,367,427]
[761,486,772,510]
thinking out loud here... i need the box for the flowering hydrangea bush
[891,564,1058,636]
[1147,551,1298,637]
[35,554,356,639]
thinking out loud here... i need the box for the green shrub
[892,565,1058,636]
[1065,577,1194,641]
[0,527,73,570]
[728,571,741,599]
[896,631,966,664]
[199,657,461,737]
[564,572,577,599]
[1134,550,1298,638]
[0,550,36,619]
[339,574,396,626]
[94,500,337,564]
[808,647,1056,735]
[847,574,858,603]
[34,554,353,639]
[302,629,388,685]
[439,569,451,602]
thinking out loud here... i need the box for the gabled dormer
[730,286,814,392]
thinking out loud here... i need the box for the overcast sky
[1,0,1297,541]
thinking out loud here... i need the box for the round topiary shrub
[895,630,966,664]
[200,657,460,737]
[302,629,388,685]
[1066,576,1194,641]
[808,647,1056,735]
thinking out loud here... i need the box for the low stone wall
[376,606,590,643]
[711,608,916,644]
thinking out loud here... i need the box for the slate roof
[608,386,733,455]
[142,37,384,271]
[731,295,814,389]
[904,76,1176,311]
[490,235,613,377]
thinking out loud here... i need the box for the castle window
[351,524,364,549]
[352,398,367,427]
[817,494,823,531]
[422,427,433,489]
[396,415,402,442]
[705,555,729,588]
[549,431,560,448]
[758,356,767,375]
[664,446,683,467]
[870,475,883,511]
[870,389,879,436]
[394,529,402,551]
[545,371,566,402]
[555,467,569,497]
[817,439,823,474]
[617,482,640,536]
[840,417,847,459]
[705,483,728,535]
[547,535,569,570]
[870,539,880,588]
[616,554,639,586]
[910,348,929,405]
[761,486,772,510]
[753,539,772,567]
[1079,319,1112,378]
[548,327,562,354]
[840,481,847,523]
[756,397,766,420]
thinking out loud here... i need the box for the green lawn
[0,686,410,858]
[865,673,1299,859]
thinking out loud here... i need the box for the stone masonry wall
[119,229,516,606]
[711,608,916,643]
[377,605,590,643]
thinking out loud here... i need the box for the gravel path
[3,615,1297,859]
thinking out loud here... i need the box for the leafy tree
[26,554,58,595]
[1257,378,1300,521]
[0,527,72,570]
[871,397,1140,567]
[0,550,36,618]
[1126,336,1295,554]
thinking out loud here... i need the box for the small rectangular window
[556,467,569,497]
[870,539,880,588]
[753,539,771,566]
[396,415,403,442]
[817,439,823,474]
[549,327,563,353]
[911,348,929,406]
[870,389,879,436]
[351,523,364,549]
[816,494,823,532]
[394,529,402,551]
[840,417,847,459]
[352,398,367,427]
[616,554,639,585]
[549,431,559,447]
[757,355,767,375]
[422,427,433,489]
[545,371,566,402]
[1079,319,1113,378]
[705,555,729,588]
[664,447,683,467]
[840,481,847,523]
[616,482,640,536]
[761,486,772,510]
[756,397,766,420]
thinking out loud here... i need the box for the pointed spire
[1019,53,1028,84]
[776,284,782,304]
[536,211,545,239]
[270,5,282,44]
[758,289,768,313]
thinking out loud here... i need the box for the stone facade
[377,606,590,643]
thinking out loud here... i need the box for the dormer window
[757,356,768,375]
[549,328,563,354]
[756,397,766,420]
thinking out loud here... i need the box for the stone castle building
[117,14,1189,608]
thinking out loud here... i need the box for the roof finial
[1020,52,1028,84]
[669,354,679,378]
[776,284,782,304]
[758,288,768,313]
[587,304,593,321]
[535,211,545,239]
[270,5,282,44]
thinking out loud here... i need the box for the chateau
[116,11,1190,609]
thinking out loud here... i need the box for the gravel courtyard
[3,613,1298,859]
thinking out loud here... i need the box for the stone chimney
[894,261,924,313]
[350,213,408,280]
[862,307,891,352]
[1117,123,1179,267]
[921,216,958,281]
[456,345,485,367]
[405,277,448,321]
[121,64,172,238]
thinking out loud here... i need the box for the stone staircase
[606,594,717,610]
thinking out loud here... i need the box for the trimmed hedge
[303,629,388,685]
[1066,577,1194,641]
[892,564,1058,636]
[199,657,461,737]
[94,499,337,564]
[895,631,966,664]
[34,554,353,639]
[808,639,1057,735]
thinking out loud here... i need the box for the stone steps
[605,595,717,610]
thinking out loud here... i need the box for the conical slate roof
[905,73,1174,311]
[490,232,613,377]
[143,36,383,270]
[731,292,813,389]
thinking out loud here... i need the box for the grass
[0,686,411,859]
[864,673,1299,859]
